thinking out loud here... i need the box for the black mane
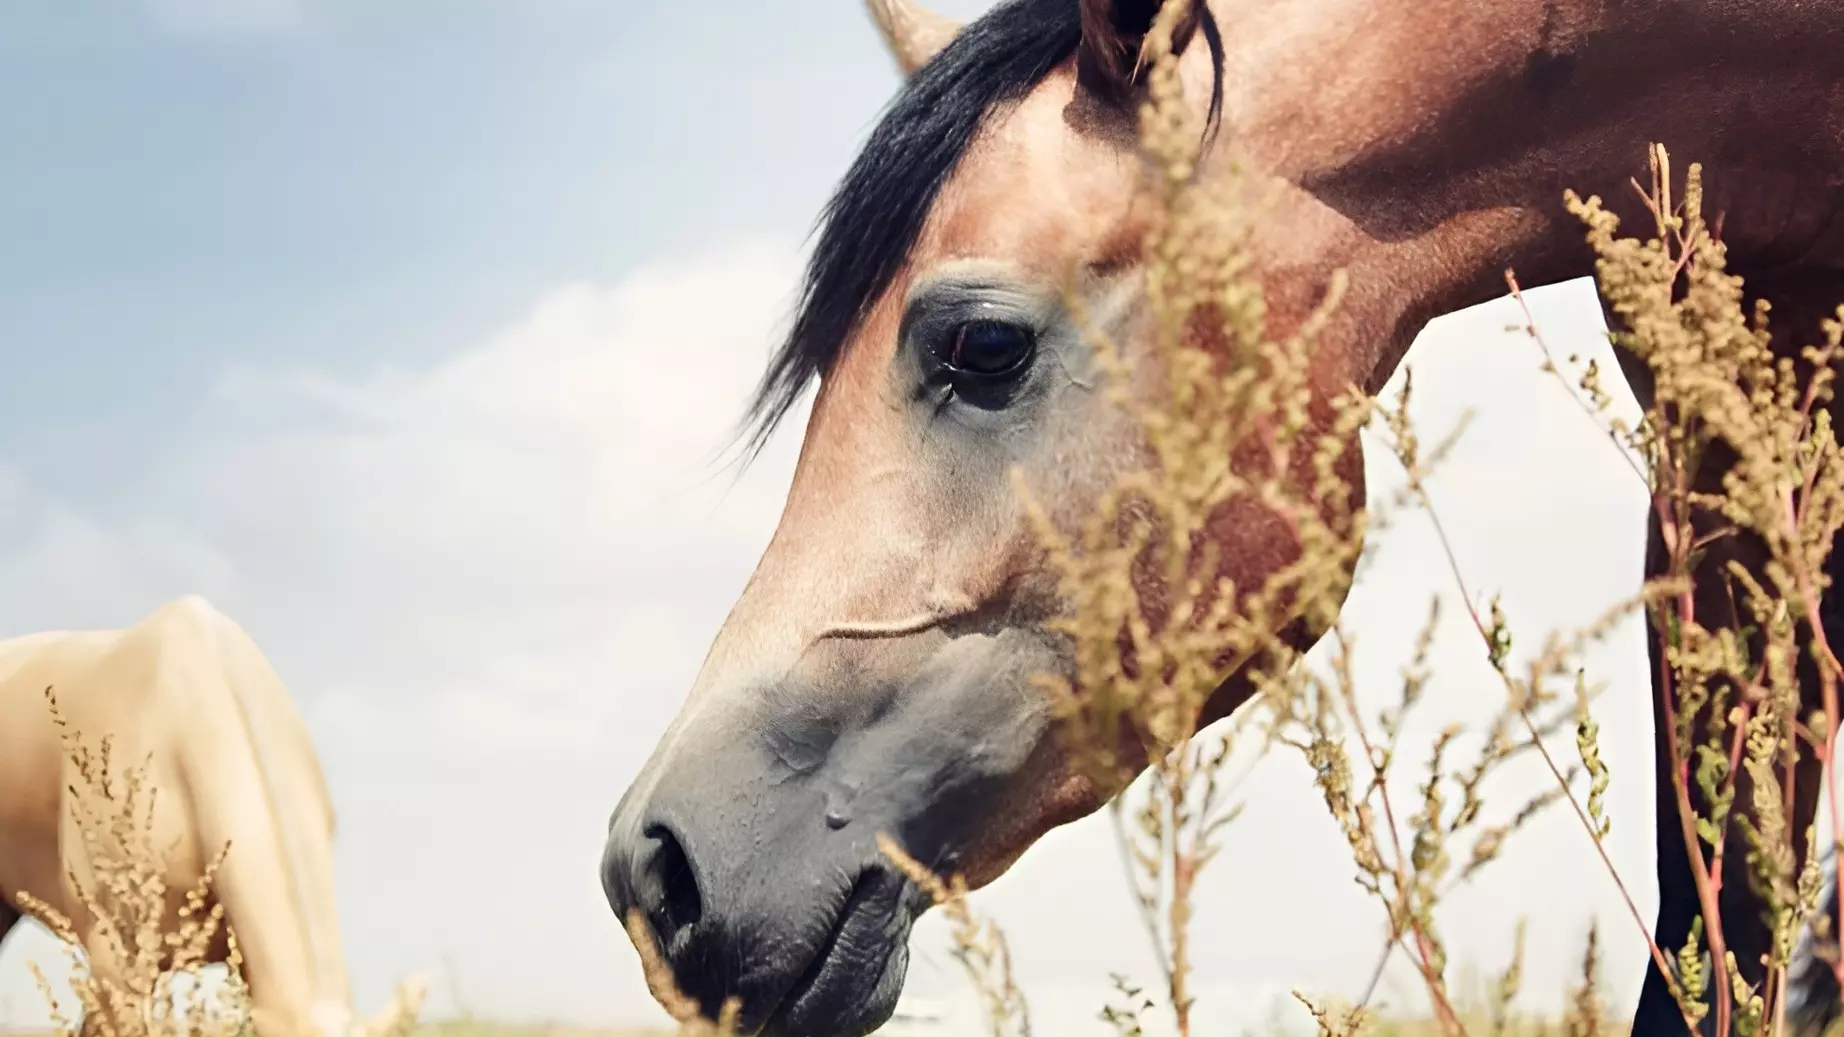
[739,0,1222,457]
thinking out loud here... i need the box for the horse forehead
[815,71,1134,418]
[922,73,1136,264]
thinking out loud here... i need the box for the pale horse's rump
[0,595,424,1037]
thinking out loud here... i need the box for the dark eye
[944,319,1036,379]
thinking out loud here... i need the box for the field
[0,1027,671,1037]
[0,1016,1633,1037]
[0,1011,1639,1037]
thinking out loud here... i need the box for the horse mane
[736,0,1225,461]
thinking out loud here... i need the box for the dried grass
[12,688,426,1037]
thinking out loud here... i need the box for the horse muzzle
[600,624,1068,1037]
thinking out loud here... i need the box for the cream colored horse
[0,595,420,1037]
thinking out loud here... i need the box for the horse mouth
[757,867,914,1037]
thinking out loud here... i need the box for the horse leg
[1661,509,1831,1033]
[1627,489,1752,1037]
[1727,271,1844,1034]
[1605,289,1708,1036]
[1780,531,1842,1036]
[1614,269,1844,1035]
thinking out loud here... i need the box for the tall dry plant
[1526,147,1844,1035]
[19,687,428,1037]
[18,687,255,1037]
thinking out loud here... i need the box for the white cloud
[0,238,811,1026]
[0,247,1667,1033]
[163,237,807,763]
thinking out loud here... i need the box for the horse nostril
[637,822,703,944]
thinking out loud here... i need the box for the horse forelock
[737,0,1230,465]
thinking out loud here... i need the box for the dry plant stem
[1327,651,1466,1035]
[1107,800,1177,982]
[1355,931,1410,1019]
[1390,420,1691,1030]
[1772,486,1844,994]
[1649,524,1735,1036]
[623,911,742,1037]
[876,834,1029,1037]
[1702,643,1778,936]
[1583,143,1844,1032]
[1521,141,1844,1034]
[1162,746,1199,1036]
[1646,152,1783,1033]
[27,686,254,1037]
[1502,271,1651,490]
[1774,329,1844,1001]
[1633,162,1736,1033]
[25,685,431,1037]
[1512,197,1725,1025]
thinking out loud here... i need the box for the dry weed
[17,687,427,1037]
[1556,147,1844,1035]
[18,687,253,1037]
[620,914,739,1037]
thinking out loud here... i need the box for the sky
[0,1,1705,1033]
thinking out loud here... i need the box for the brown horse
[600,1,1844,1034]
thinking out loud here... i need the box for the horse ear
[865,0,965,78]
[1075,0,1205,108]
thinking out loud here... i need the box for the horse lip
[755,868,912,1037]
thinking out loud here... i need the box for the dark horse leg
[1611,269,1844,1036]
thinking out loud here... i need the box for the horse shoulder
[108,597,261,866]
[117,595,324,840]
[198,602,337,841]
[115,594,248,757]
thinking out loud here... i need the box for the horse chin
[754,868,923,1037]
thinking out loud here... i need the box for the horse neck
[1197,0,1844,396]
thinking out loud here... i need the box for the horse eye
[946,319,1035,378]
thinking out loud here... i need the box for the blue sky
[0,1,925,501]
[0,2,1691,1034]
